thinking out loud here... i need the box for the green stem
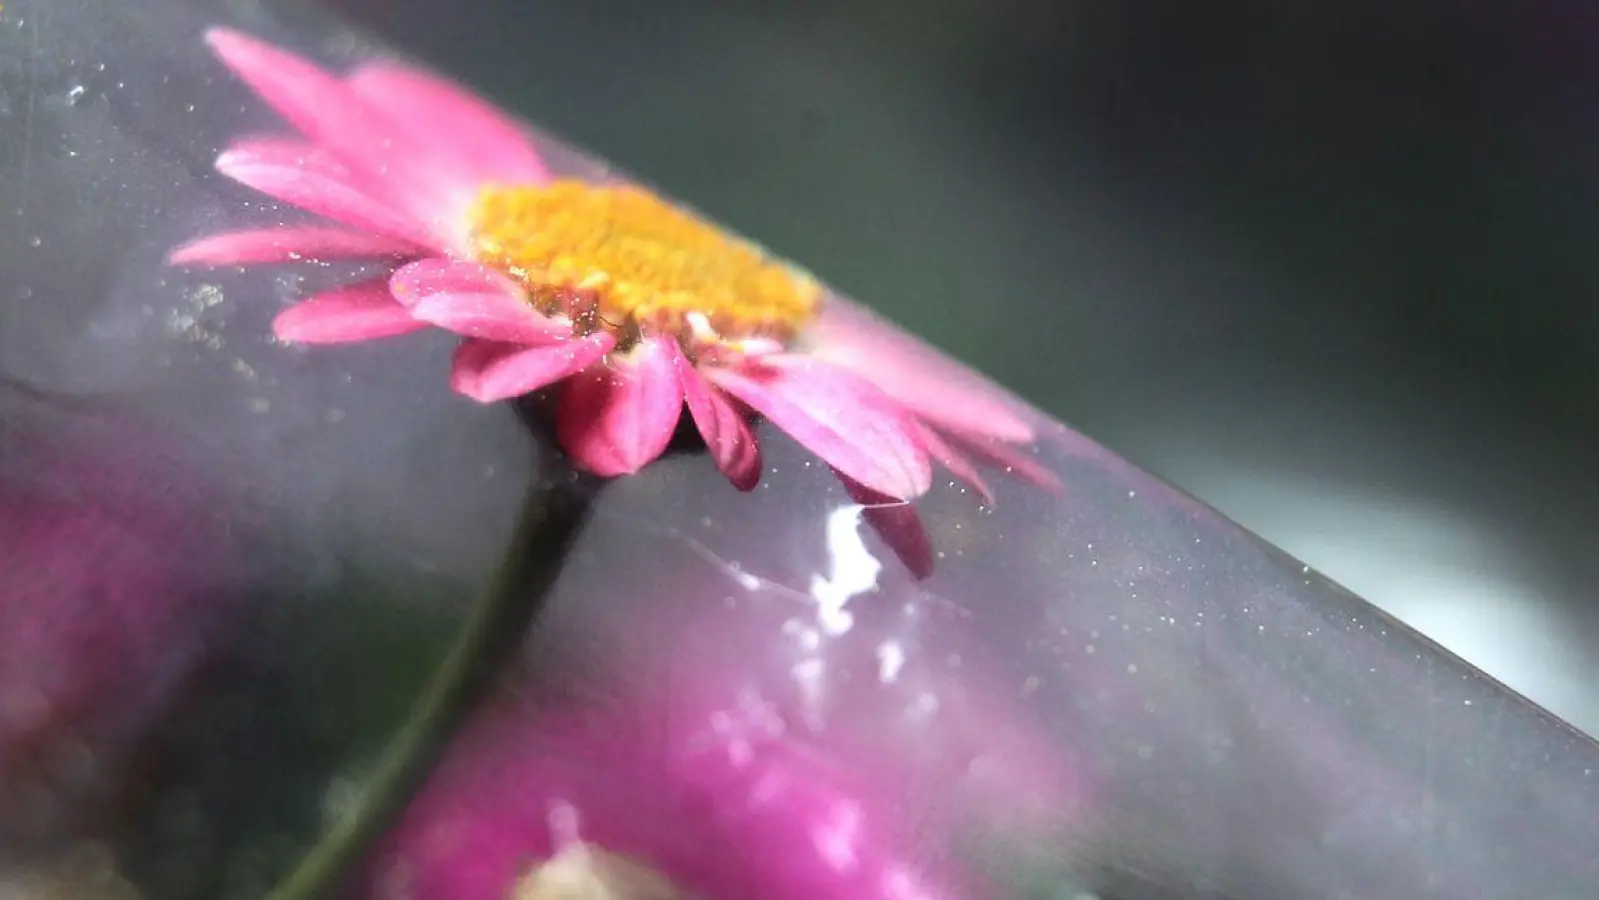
[266,454,599,900]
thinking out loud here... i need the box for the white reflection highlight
[811,800,864,873]
[791,657,827,720]
[877,640,906,683]
[807,504,884,636]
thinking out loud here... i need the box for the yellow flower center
[467,181,821,347]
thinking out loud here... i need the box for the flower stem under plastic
[266,449,599,900]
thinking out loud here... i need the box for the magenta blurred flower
[828,655,1083,834]
[352,692,972,900]
[626,592,1089,842]
[0,438,238,841]
[173,30,1056,518]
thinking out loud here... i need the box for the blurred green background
[321,0,1599,734]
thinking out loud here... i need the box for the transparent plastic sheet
[2,1,1599,899]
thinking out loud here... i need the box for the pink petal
[948,431,1062,492]
[913,421,993,506]
[391,259,571,344]
[204,29,468,234]
[556,335,686,477]
[169,227,422,266]
[206,30,364,151]
[706,357,932,502]
[805,297,1036,446]
[346,64,550,188]
[216,137,435,246]
[449,333,615,403]
[839,475,935,580]
[666,343,761,491]
[272,279,425,344]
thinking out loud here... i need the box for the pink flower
[616,587,1090,843]
[172,31,1057,541]
[0,425,241,842]
[350,692,974,900]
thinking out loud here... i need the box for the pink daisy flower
[351,692,973,900]
[173,30,1056,558]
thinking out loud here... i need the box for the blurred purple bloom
[353,689,977,900]
[0,418,241,842]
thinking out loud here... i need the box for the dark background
[319,0,1599,734]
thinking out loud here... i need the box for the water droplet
[27,236,40,247]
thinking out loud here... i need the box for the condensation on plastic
[2,1,1599,899]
